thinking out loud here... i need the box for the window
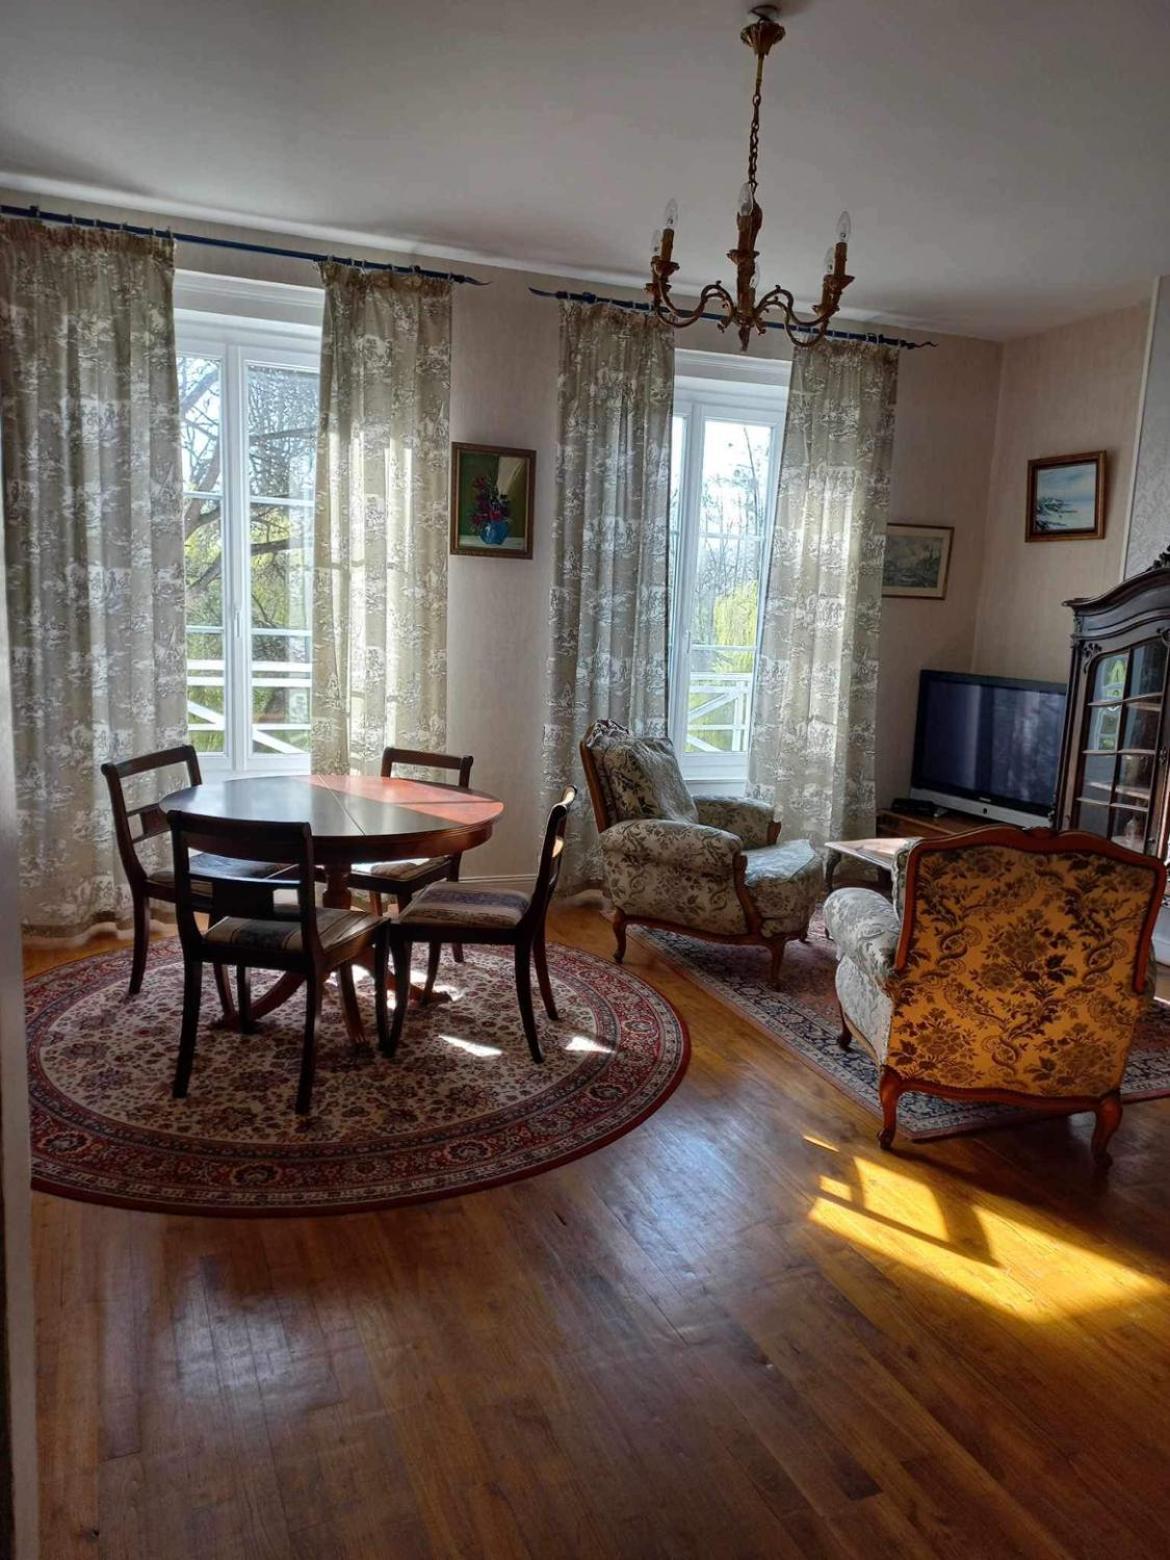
[668,354,788,787]
[176,277,322,773]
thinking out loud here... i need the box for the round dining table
[159,773,504,1034]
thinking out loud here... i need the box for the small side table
[823,836,917,896]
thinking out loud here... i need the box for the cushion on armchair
[599,818,747,936]
[823,887,902,985]
[694,795,776,848]
[599,737,699,824]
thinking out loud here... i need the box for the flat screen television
[910,670,1067,826]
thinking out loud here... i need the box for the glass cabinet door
[1073,639,1167,846]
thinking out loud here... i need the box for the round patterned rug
[25,942,688,1216]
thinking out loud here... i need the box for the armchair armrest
[600,818,743,877]
[694,796,778,848]
[823,888,902,986]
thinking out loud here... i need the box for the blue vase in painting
[480,518,511,546]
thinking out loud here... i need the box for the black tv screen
[911,671,1066,819]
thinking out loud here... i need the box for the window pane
[684,419,772,755]
[667,413,686,659]
[179,355,222,493]
[250,504,312,755]
[180,353,226,752]
[248,364,318,501]
[185,500,226,755]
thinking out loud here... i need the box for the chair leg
[374,937,392,1054]
[423,942,441,1002]
[612,908,627,964]
[452,942,465,965]
[1091,1090,1123,1168]
[515,943,543,1064]
[212,963,237,1026]
[172,959,203,1099]
[534,928,558,1021]
[768,938,788,988]
[878,1066,904,1150]
[369,890,384,917]
[128,890,149,997]
[296,977,318,1115]
[383,939,413,1058]
[236,967,255,1033]
[449,860,465,963]
[836,1002,852,1051]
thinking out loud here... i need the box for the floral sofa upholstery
[579,719,822,985]
[823,827,1165,1165]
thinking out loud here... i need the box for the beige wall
[876,333,1001,806]
[972,303,1150,685]
[1,190,1009,866]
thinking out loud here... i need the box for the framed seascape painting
[882,523,953,600]
[450,443,536,559]
[1026,451,1106,542]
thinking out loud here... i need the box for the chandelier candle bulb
[645,4,858,350]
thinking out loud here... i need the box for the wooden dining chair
[378,787,576,1065]
[101,743,290,1002]
[347,746,475,961]
[169,813,389,1115]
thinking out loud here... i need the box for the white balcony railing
[187,626,311,755]
[685,661,754,755]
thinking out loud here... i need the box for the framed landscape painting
[450,443,536,559]
[882,523,953,599]
[1026,451,1106,542]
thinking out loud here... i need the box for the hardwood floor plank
[29,909,1170,1557]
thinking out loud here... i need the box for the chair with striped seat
[102,743,292,1003]
[346,746,475,962]
[169,812,390,1115]
[380,787,576,1065]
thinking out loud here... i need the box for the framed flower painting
[449,443,536,559]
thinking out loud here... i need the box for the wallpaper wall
[1125,277,1170,576]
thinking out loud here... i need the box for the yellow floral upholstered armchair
[580,719,822,985]
[823,827,1166,1165]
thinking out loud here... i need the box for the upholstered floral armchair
[580,719,822,984]
[823,827,1165,1165]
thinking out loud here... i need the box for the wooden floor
[26,908,1170,1559]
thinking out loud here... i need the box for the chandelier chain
[747,51,765,199]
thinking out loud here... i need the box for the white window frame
[175,273,323,777]
[669,349,789,791]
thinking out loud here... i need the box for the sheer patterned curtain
[311,266,451,772]
[0,220,186,938]
[747,340,899,845]
[542,302,674,893]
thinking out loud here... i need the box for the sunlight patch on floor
[566,1035,613,1054]
[438,1033,502,1058]
[810,1155,1164,1318]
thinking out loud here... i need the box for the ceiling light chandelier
[647,3,854,352]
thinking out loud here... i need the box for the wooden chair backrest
[169,812,319,960]
[101,744,202,886]
[382,747,474,789]
[523,787,577,928]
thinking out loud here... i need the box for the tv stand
[876,806,987,840]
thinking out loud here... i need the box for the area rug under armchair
[633,917,1170,1141]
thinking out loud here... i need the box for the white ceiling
[3,0,1170,339]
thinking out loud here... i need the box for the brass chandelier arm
[649,276,736,330]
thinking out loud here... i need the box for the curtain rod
[529,286,936,350]
[0,203,490,286]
